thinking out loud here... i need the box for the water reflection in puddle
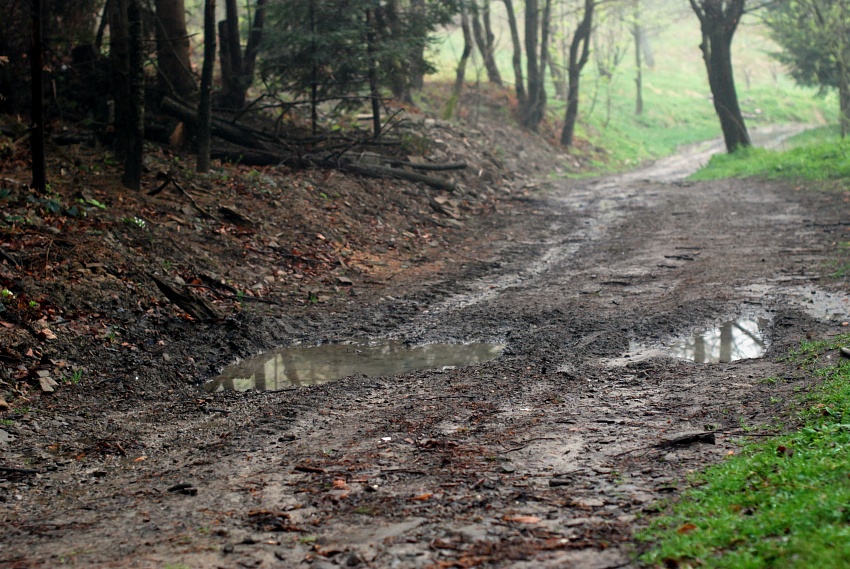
[668,317,769,363]
[205,341,505,392]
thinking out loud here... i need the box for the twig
[172,181,219,221]
[0,466,40,475]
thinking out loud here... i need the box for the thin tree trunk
[30,0,46,192]
[310,0,318,134]
[366,8,381,138]
[633,0,643,115]
[560,0,594,147]
[446,3,473,119]
[122,0,144,190]
[197,0,216,173]
[482,0,500,83]
[502,0,525,106]
[409,0,427,91]
[109,0,130,160]
[242,0,266,84]
[471,1,502,85]
[522,0,541,130]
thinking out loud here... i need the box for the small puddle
[205,340,505,392]
[668,317,770,363]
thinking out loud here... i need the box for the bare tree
[471,0,502,85]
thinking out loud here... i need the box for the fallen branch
[387,160,468,171]
[343,163,456,192]
[149,273,222,322]
[0,466,40,475]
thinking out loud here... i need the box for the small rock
[0,429,16,445]
[575,497,604,509]
[39,375,58,393]
[336,276,354,286]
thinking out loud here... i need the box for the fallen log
[160,97,272,151]
[343,163,456,192]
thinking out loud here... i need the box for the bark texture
[689,0,750,152]
[560,0,594,147]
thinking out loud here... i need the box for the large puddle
[668,317,769,363]
[205,341,505,392]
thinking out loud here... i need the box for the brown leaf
[677,523,698,534]
[503,515,541,524]
[38,328,57,341]
[411,493,433,501]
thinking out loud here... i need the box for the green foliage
[640,335,850,568]
[690,132,850,181]
[765,0,849,93]
[261,0,458,115]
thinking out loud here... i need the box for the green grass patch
[690,136,850,182]
[639,334,850,568]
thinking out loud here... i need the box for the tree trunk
[502,0,526,107]
[445,2,473,119]
[409,0,427,91]
[30,0,46,192]
[839,62,849,138]
[633,0,643,115]
[521,0,541,130]
[471,1,502,85]
[366,8,382,138]
[153,0,195,101]
[109,0,130,160]
[482,0,500,84]
[122,0,144,190]
[197,0,216,173]
[689,0,750,152]
[560,0,594,147]
[217,0,266,110]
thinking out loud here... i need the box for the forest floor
[1,97,848,569]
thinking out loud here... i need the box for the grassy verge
[690,128,850,182]
[639,336,850,568]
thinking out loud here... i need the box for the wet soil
[3,121,850,568]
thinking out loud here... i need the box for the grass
[639,335,850,568]
[426,9,835,172]
[690,128,850,182]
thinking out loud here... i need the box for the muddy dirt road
[3,135,850,568]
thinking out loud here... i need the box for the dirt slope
[3,128,850,568]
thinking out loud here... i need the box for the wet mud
[3,129,850,568]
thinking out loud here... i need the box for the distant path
[616,123,813,183]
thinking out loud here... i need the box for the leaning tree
[689,0,751,152]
